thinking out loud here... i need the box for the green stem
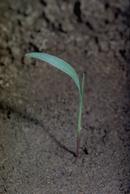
[76,73,85,157]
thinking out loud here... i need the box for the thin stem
[76,134,80,157]
[76,73,85,157]
[76,98,82,157]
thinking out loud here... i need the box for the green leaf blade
[26,52,81,92]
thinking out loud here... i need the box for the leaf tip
[25,53,31,58]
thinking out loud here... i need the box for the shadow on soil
[0,100,76,157]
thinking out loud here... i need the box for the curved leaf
[25,52,81,92]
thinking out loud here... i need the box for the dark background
[0,0,130,193]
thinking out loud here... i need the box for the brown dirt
[0,0,130,193]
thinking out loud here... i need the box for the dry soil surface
[0,0,130,194]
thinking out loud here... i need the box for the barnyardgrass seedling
[25,52,85,157]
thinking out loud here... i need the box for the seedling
[25,52,85,157]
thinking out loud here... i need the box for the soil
[0,0,130,193]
